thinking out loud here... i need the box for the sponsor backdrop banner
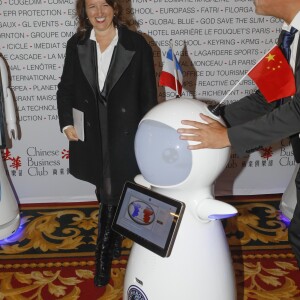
[0,0,295,203]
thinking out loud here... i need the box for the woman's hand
[64,126,79,141]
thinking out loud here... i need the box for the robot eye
[135,120,192,186]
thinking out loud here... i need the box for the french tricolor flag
[159,48,183,97]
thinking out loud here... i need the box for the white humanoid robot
[0,54,20,240]
[123,98,237,300]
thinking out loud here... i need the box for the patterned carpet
[0,195,300,300]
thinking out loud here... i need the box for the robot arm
[196,198,238,222]
[4,88,17,139]
[0,56,18,139]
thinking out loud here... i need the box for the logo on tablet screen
[128,200,155,225]
[128,285,148,300]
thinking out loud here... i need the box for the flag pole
[169,39,180,98]
[211,44,277,114]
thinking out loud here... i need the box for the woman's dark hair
[76,0,124,38]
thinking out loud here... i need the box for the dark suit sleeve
[57,37,77,131]
[223,91,300,156]
[138,39,157,117]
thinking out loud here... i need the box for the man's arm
[178,93,300,156]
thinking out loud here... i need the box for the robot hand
[196,198,238,222]
[0,55,18,140]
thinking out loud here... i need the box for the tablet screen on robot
[112,181,185,258]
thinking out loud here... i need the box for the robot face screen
[135,120,192,186]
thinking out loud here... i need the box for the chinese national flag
[248,45,296,102]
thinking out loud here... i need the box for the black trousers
[97,100,120,206]
[288,166,300,267]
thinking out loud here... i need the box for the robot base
[124,214,236,300]
[0,213,20,240]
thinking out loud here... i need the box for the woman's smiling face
[85,0,115,33]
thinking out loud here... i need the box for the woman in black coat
[57,0,157,287]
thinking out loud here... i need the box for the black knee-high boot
[112,231,123,259]
[94,204,116,287]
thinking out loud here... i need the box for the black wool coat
[57,26,157,201]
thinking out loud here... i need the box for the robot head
[135,98,230,189]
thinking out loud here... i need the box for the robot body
[0,55,20,240]
[125,194,236,299]
[123,99,237,300]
